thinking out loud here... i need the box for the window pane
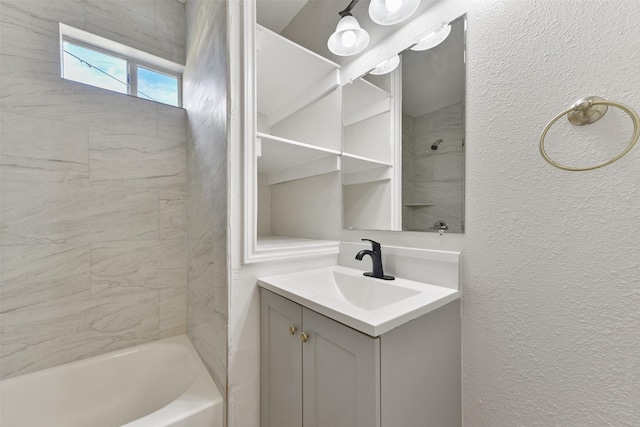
[62,41,128,94]
[137,66,179,107]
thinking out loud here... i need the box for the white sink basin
[258,266,460,336]
[331,271,420,310]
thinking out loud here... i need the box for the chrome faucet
[355,239,395,280]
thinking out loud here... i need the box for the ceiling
[257,0,310,33]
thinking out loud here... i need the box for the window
[60,24,183,107]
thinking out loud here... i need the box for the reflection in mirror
[342,14,466,233]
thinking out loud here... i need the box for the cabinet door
[302,308,381,427]
[261,290,303,427]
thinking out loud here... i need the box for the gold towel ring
[539,96,640,171]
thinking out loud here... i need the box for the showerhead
[431,139,444,150]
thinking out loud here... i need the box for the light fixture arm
[338,0,361,18]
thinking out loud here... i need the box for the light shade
[411,23,451,51]
[368,0,421,26]
[328,15,370,56]
[370,54,400,75]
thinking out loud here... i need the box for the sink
[258,265,460,336]
[331,271,420,310]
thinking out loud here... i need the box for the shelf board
[342,152,392,174]
[342,153,392,186]
[403,203,435,207]
[253,236,340,262]
[257,24,340,127]
[257,132,341,184]
[343,78,391,127]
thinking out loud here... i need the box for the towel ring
[539,96,640,171]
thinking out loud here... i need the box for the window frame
[60,24,183,108]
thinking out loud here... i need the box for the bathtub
[0,335,223,427]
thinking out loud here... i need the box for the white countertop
[258,265,460,337]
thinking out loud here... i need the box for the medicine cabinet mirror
[342,14,466,233]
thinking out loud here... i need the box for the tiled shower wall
[184,0,228,396]
[0,0,187,379]
[402,102,464,233]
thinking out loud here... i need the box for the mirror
[342,14,466,233]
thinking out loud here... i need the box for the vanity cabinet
[260,289,461,427]
[261,289,380,427]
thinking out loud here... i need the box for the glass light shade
[370,54,400,75]
[328,16,370,56]
[368,0,421,25]
[411,23,452,51]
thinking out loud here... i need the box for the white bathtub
[0,335,223,427]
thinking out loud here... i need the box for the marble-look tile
[157,104,187,142]
[160,184,186,239]
[0,0,188,381]
[89,130,185,182]
[187,229,215,305]
[187,311,227,393]
[184,0,227,395]
[213,246,228,319]
[155,0,187,63]
[0,110,89,182]
[90,238,185,297]
[183,2,226,133]
[83,0,185,65]
[186,114,215,245]
[0,1,84,63]
[403,102,464,232]
[0,290,159,379]
[0,181,158,245]
[0,244,90,314]
[159,289,187,338]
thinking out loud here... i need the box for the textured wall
[462,1,640,425]
[342,0,640,425]
[0,0,187,379]
[184,0,228,398]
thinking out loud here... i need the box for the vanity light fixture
[329,0,421,56]
[369,0,421,26]
[411,22,451,51]
[328,15,370,56]
[369,54,400,75]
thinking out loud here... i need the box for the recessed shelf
[403,203,435,207]
[255,236,340,261]
[257,132,341,185]
[257,24,340,127]
[343,78,391,127]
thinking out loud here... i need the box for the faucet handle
[361,238,381,253]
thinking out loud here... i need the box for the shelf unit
[248,24,342,262]
[343,78,391,127]
[257,24,340,127]
[257,132,341,185]
[342,153,391,186]
[342,74,400,231]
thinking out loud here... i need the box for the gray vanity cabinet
[261,288,461,427]
[260,289,380,427]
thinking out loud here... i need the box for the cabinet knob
[289,326,297,335]
[300,332,309,343]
